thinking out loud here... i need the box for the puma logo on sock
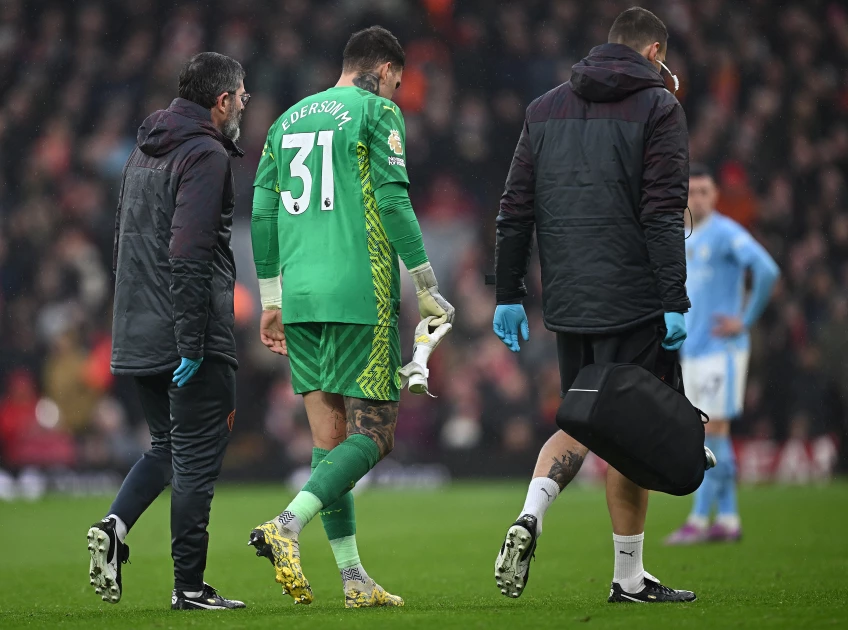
[541,488,553,501]
[619,550,635,556]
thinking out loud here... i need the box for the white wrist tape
[409,262,438,292]
[258,276,282,310]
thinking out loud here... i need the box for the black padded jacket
[111,98,243,375]
[495,43,690,334]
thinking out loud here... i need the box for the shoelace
[646,579,676,595]
[118,542,131,564]
[202,583,224,600]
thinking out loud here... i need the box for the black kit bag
[556,354,708,496]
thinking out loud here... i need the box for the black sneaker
[87,517,130,604]
[494,514,538,598]
[608,575,696,603]
[172,583,246,610]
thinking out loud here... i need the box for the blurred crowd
[1,0,847,479]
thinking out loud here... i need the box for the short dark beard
[222,102,241,143]
[353,72,380,96]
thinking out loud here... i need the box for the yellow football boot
[248,522,314,604]
[344,575,404,609]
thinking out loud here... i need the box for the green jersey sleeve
[375,182,428,270]
[367,101,410,189]
[251,185,281,280]
[254,126,280,192]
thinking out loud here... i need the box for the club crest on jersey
[388,129,403,155]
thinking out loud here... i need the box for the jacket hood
[571,43,667,103]
[137,98,244,158]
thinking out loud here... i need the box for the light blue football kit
[682,211,779,526]
[681,212,779,418]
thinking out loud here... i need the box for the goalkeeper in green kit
[248,26,454,608]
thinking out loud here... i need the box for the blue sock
[715,435,738,518]
[690,435,722,521]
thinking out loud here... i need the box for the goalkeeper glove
[397,316,453,396]
[409,263,455,326]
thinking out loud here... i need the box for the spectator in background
[0,370,75,469]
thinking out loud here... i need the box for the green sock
[303,434,379,514]
[278,491,323,534]
[312,448,358,542]
[312,448,360,570]
[330,536,362,571]
[279,437,378,536]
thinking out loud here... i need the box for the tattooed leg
[548,450,587,490]
[343,397,399,459]
[505,431,589,537]
[266,397,397,537]
[532,431,590,491]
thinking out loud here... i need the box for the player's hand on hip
[712,314,744,338]
[493,304,530,353]
[260,308,287,356]
[662,311,687,351]
[172,357,203,387]
[410,262,455,326]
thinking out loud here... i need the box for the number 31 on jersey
[280,131,334,215]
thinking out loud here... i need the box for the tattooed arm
[344,397,399,458]
[353,72,380,95]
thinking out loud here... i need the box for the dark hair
[689,163,713,179]
[608,7,668,52]
[178,52,245,109]
[342,26,405,73]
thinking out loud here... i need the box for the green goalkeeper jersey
[254,86,411,327]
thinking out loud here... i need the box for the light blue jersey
[682,212,779,358]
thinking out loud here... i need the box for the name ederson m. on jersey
[253,85,411,328]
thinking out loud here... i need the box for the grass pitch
[1,482,847,629]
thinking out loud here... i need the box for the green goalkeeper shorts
[285,323,402,402]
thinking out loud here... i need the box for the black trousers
[108,359,235,591]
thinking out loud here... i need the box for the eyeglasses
[227,91,251,106]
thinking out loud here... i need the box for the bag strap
[654,348,683,393]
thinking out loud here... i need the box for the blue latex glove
[662,312,687,351]
[493,304,530,353]
[172,357,203,387]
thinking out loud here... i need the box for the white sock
[183,590,203,598]
[687,515,709,530]
[106,514,128,543]
[340,564,369,585]
[716,513,741,530]
[613,533,645,593]
[518,477,560,536]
